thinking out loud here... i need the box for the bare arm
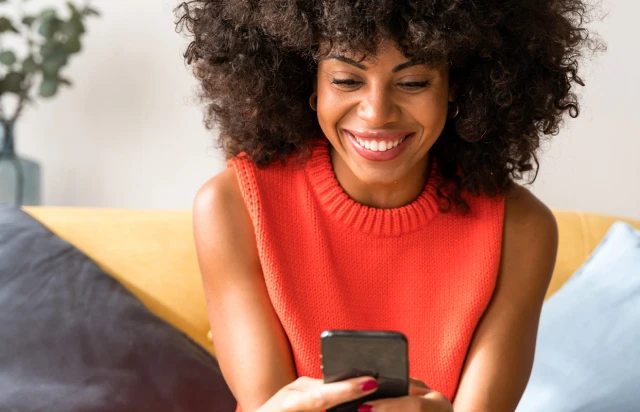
[193,168,297,411]
[452,185,558,412]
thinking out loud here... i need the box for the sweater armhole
[227,157,263,241]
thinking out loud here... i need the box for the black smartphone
[321,330,409,412]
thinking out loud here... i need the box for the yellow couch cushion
[23,207,213,356]
[22,207,640,355]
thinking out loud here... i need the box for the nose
[356,85,401,127]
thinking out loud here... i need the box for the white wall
[11,0,640,219]
[532,0,640,220]
[16,0,221,210]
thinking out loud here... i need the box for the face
[315,41,451,186]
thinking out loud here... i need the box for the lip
[343,129,414,162]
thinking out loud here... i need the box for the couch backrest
[550,210,640,297]
[22,207,640,355]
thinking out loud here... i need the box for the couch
[20,207,640,359]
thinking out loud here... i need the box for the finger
[287,376,379,411]
[360,395,424,412]
[409,377,430,389]
[363,392,452,412]
[408,378,430,396]
[409,384,431,397]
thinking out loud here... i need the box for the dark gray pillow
[0,205,236,412]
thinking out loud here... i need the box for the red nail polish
[360,380,378,392]
[358,405,374,412]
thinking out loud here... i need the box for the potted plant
[0,0,99,206]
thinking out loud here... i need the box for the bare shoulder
[504,183,556,232]
[503,183,558,250]
[193,167,245,226]
[192,166,259,286]
[193,166,255,242]
[500,183,559,297]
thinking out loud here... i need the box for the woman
[176,1,597,411]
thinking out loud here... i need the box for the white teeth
[354,135,408,152]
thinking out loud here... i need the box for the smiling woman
[175,1,600,412]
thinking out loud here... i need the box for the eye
[399,81,430,90]
[330,78,362,89]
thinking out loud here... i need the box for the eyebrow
[325,54,423,73]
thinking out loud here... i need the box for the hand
[258,375,379,412]
[358,378,453,412]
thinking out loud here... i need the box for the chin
[351,162,408,186]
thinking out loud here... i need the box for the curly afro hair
[175,0,603,212]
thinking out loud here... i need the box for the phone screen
[321,330,409,412]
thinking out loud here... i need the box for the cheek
[409,93,449,133]
[316,87,354,129]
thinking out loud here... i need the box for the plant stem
[10,0,35,122]
[11,74,33,122]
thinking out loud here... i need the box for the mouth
[343,129,415,162]
[350,133,412,152]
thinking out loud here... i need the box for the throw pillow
[0,205,236,412]
[516,221,640,412]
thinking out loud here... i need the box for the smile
[353,135,409,152]
[343,129,415,162]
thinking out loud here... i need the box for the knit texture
[228,138,504,402]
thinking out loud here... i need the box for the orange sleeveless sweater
[228,139,504,402]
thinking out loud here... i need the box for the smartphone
[321,330,409,412]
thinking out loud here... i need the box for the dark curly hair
[175,0,603,212]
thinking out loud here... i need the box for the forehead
[316,38,447,71]
[318,39,408,62]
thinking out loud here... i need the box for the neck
[330,147,431,209]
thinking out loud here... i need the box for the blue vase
[0,121,41,207]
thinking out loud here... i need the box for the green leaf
[41,54,67,76]
[62,17,85,38]
[38,18,62,39]
[22,55,39,73]
[0,17,19,34]
[67,2,80,16]
[2,72,26,94]
[39,9,57,21]
[58,76,72,86]
[63,37,81,53]
[0,51,16,66]
[82,7,101,17]
[22,16,36,27]
[39,41,69,74]
[40,41,58,58]
[39,76,59,98]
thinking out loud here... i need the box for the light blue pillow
[517,221,640,412]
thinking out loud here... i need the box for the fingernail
[360,380,378,392]
[358,405,374,412]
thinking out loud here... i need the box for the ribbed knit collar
[305,139,442,236]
